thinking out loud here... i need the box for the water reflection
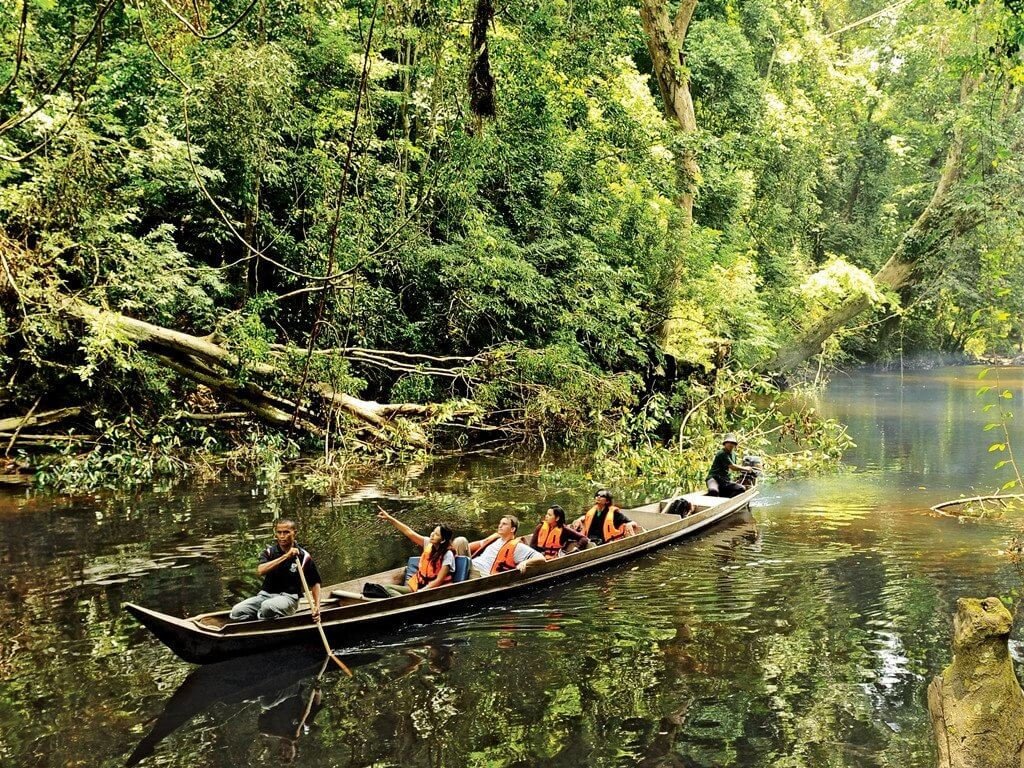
[126,648,380,766]
[3,367,1024,766]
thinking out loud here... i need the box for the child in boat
[527,505,590,559]
[376,509,457,596]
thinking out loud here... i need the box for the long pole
[295,553,352,677]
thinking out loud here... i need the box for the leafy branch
[978,367,1023,493]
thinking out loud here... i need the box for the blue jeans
[229,590,299,621]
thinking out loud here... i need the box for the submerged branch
[931,494,1024,514]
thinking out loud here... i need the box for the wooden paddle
[294,552,352,677]
[293,656,331,739]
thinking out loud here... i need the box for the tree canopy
[1,0,1022,481]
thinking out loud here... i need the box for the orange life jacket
[582,505,625,543]
[535,523,565,559]
[408,542,452,592]
[490,538,519,574]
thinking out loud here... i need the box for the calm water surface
[2,366,1024,767]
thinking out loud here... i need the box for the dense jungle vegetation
[1,0,1023,487]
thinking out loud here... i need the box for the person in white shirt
[454,515,544,578]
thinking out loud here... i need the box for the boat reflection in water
[125,647,380,766]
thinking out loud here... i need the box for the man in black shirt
[571,490,639,545]
[229,519,322,622]
[706,433,746,498]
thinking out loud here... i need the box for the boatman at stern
[229,518,322,622]
[706,433,747,498]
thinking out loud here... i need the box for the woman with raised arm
[376,509,456,596]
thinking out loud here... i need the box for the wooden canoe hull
[125,487,757,664]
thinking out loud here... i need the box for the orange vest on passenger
[535,523,565,559]
[491,538,519,574]
[582,505,625,543]
[408,542,452,592]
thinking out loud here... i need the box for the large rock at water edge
[928,597,1024,768]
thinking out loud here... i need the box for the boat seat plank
[682,493,724,510]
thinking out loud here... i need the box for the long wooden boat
[125,487,757,664]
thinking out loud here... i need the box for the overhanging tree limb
[761,75,978,374]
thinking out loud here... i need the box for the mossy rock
[928,597,1024,768]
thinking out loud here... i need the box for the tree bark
[0,407,82,432]
[928,597,1024,767]
[640,0,699,225]
[640,0,700,351]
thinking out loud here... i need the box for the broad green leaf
[1001,390,1014,399]
[977,386,992,396]
[979,368,991,380]
[984,422,1000,431]
[983,404,996,412]
[995,460,1009,469]
[1002,480,1019,490]
[989,443,1006,452]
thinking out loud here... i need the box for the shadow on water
[125,648,382,767]
[6,367,1024,767]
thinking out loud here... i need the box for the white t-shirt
[473,537,542,575]
[418,536,456,572]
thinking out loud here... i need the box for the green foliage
[977,366,1022,493]
[3,0,1019,484]
[469,343,640,446]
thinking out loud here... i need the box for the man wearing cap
[706,434,747,498]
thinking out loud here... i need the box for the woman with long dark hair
[376,510,456,596]
[527,505,590,559]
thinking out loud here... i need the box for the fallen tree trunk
[180,412,249,422]
[151,353,325,437]
[0,407,83,432]
[66,301,446,449]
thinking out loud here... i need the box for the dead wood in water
[0,407,83,433]
[931,494,1024,515]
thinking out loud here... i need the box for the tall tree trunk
[640,0,699,348]
[640,0,699,224]
[761,76,975,374]
[468,0,495,130]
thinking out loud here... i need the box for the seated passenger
[454,515,544,578]
[706,433,747,498]
[570,490,640,545]
[528,505,590,559]
[376,509,456,596]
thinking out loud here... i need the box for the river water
[2,366,1024,767]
